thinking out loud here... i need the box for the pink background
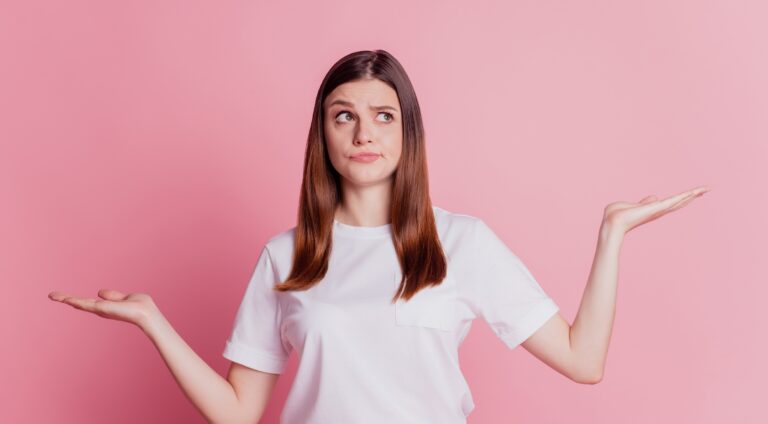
[2,0,766,423]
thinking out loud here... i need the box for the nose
[353,117,374,145]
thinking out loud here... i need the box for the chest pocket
[393,270,457,332]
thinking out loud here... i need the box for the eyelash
[334,110,394,123]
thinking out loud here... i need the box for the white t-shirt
[223,205,559,423]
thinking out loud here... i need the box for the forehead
[324,78,399,109]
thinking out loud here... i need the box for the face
[323,78,403,189]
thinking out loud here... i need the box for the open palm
[48,289,159,329]
[603,185,711,234]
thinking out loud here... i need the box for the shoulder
[261,226,296,271]
[265,226,295,249]
[432,205,484,238]
[432,205,513,263]
[431,205,492,258]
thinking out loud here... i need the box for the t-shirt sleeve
[463,218,560,350]
[222,245,291,374]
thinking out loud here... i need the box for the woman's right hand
[48,289,160,330]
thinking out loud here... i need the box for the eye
[333,110,395,123]
[335,111,353,123]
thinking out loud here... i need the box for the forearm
[569,221,624,381]
[142,312,243,424]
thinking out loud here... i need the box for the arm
[226,362,281,423]
[47,289,279,424]
[143,311,278,424]
[567,222,622,382]
[521,223,620,384]
[522,186,709,383]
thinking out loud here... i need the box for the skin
[47,75,712,422]
[521,185,711,383]
[46,77,405,423]
[323,77,403,226]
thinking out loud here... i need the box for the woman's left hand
[602,185,711,235]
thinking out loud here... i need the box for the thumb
[98,289,129,301]
[638,195,658,204]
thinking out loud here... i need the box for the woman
[48,49,710,423]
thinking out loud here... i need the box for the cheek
[324,126,342,155]
[387,134,403,159]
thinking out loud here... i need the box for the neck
[335,179,392,227]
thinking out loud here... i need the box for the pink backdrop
[2,0,766,423]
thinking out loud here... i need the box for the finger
[697,185,712,194]
[98,289,128,301]
[60,296,100,313]
[667,190,705,212]
[49,291,75,302]
[687,185,711,196]
[648,187,705,212]
[662,188,706,213]
[667,191,699,210]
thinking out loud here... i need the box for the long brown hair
[274,49,447,303]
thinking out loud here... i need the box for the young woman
[48,49,710,423]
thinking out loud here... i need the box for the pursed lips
[349,152,381,162]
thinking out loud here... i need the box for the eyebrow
[326,99,399,113]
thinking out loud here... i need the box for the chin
[342,175,389,188]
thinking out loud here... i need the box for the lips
[350,152,380,159]
[349,152,381,163]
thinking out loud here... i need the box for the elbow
[571,366,604,385]
[579,371,603,385]
[209,414,255,424]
